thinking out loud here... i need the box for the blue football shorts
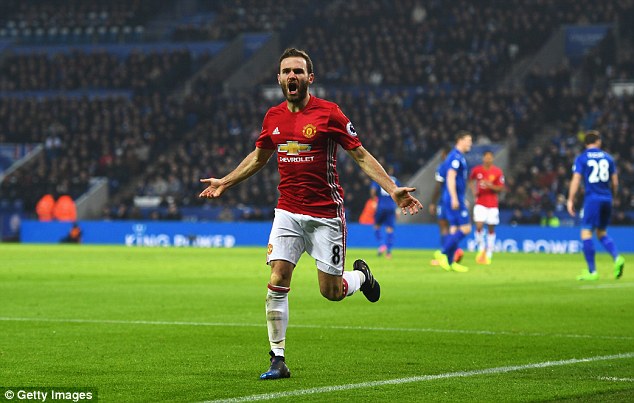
[581,199,612,230]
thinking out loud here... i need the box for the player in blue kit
[429,145,464,266]
[567,130,625,280]
[434,131,472,272]
[371,168,400,259]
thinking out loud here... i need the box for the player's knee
[269,270,292,287]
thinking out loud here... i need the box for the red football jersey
[469,164,505,208]
[255,96,362,219]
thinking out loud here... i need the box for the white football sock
[486,233,496,258]
[342,270,364,296]
[475,229,485,252]
[266,285,289,357]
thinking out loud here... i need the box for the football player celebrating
[469,150,505,265]
[200,48,422,380]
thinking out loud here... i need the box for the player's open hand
[393,187,423,215]
[199,177,226,199]
[566,199,576,217]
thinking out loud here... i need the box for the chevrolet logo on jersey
[278,141,311,156]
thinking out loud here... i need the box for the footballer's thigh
[267,209,305,272]
[304,216,346,277]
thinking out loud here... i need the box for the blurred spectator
[53,194,77,221]
[35,193,55,221]
[612,210,633,226]
[540,210,561,227]
[163,202,182,221]
[60,222,82,243]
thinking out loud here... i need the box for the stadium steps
[506,124,559,176]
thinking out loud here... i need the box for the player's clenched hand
[199,177,226,199]
[393,187,423,215]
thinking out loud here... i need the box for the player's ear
[277,73,281,85]
[308,73,315,84]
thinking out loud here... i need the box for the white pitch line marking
[204,353,634,403]
[0,316,631,341]
[598,376,634,382]
[579,283,634,290]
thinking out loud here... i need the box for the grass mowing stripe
[204,353,634,403]
[0,316,631,341]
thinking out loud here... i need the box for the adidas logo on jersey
[272,127,280,135]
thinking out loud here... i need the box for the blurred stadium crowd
[1,0,633,225]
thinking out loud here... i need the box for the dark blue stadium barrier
[19,220,634,253]
[243,33,272,58]
[8,41,227,59]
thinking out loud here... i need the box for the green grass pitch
[1,244,633,402]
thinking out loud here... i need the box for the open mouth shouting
[287,81,298,95]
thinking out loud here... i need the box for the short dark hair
[584,130,600,145]
[279,48,313,75]
[483,150,494,156]
[455,130,472,142]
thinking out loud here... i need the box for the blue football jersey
[572,147,616,201]
[441,148,469,205]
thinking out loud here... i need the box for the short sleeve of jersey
[255,109,275,150]
[328,106,362,150]
[572,155,585,175]
[449,156,462,172]
[608,155,616,174]
[495,172,505,186]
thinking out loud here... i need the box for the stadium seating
[1,0,633,224]
[0,0,161,44]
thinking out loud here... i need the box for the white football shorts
[473,204,500,225]
[266,208,346,276]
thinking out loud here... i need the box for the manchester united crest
[302,123,317,138]
[267,243,273,255]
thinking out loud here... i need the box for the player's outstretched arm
[199,147,274,199]
[346,146,423,215]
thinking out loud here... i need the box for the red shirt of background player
[470,164,505,208]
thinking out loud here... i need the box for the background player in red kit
[199,48,422,380]
[469,150,505,265]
